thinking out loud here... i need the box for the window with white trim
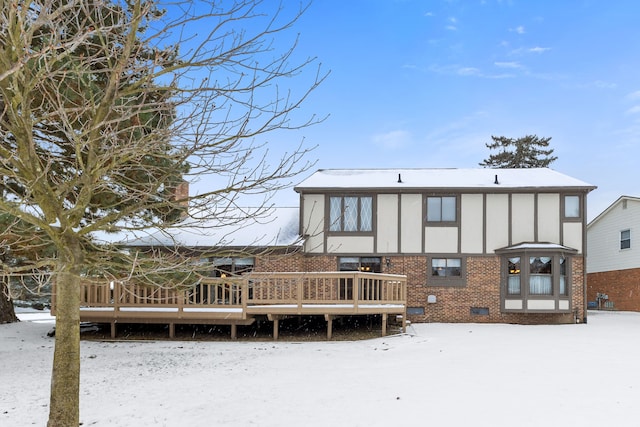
[621,229,631,250]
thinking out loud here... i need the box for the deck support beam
[325,314,334,340]
[231,324,237,340]
[169,323,175,338]
[382,313,387,336]
[111,322,116,339]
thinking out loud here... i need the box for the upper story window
[621,229,631,250]
[329,196,372,232]
[564,195,581,219]
[426,196,457,222]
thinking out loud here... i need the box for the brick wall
[252,252,586,324]
[587,267,640,312]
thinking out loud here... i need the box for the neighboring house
[587,196,640,311]
[295,168,596,324]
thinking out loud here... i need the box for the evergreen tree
[0,1,324,425]
[479,135,557,168]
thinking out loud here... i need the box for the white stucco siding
[302,194,325,253]
[461,194,484,254]
[563,222,583,254]
[587,199,640,273]
[512,194,535,243]
[425,227,458,253]
[486,194,509,252]
[400,194,423,253]
[537,193,560,243]
[377,194,399,253]
[326,236,374,253]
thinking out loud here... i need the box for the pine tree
[0,1,324,425]
[479,135,557,168]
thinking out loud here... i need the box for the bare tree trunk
[0,278,18,323]
[47,267,81,427]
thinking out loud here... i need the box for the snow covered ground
[2,310,639,427]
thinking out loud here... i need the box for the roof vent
[397,173,403,183]
[494,174,499,185]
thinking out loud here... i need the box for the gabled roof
[295,168,596,192]
[118,207,300,249]
[587,195,640,229]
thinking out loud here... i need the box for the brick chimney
[173,180,189,216]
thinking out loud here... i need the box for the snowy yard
[1,310,639,427]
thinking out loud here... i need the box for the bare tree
[0,0,326,425]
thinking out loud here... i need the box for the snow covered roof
[118,207,300,248]
[295,168,596,192]
[496,242,579,253]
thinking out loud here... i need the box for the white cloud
[446,16,458,31]
[529,46,551,53]
[591,80,617,89]
[427,64,515,79]
[625,105,640,115]
[458,67,481,76]
[627,90,640,100]
[494,61,522,69]
[372,130,412,149]
[510,25,525,34]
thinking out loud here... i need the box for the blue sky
[194,1,640,221]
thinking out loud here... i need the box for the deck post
[231,324,237,340]
[325,314,334,340]
[169,323,175,338]
[381,313,388,336]
[273,318,279,340]
[111,322,116,339]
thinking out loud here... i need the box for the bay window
[529,256,552,295]
[498,244,577,313]
[507,257,521,295]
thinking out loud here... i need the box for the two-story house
[295,168,595,324]
[72,167,596,337]
[587,196,640,311]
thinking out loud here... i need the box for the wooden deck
[54,272,407,340]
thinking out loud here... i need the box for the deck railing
[67,271,407,316]
[246,272,406,307]
[52,272,407,338]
